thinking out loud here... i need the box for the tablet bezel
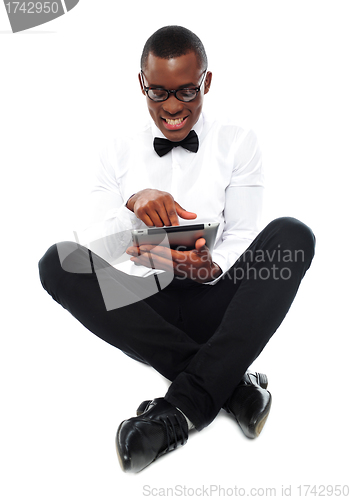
[131,222,219,253]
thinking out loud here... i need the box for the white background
[1,1,350,498]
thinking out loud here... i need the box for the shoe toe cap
[230,386,272,438]
[116,418,168,473]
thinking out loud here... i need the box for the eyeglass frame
[140,69,208,102]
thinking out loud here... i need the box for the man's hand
[126,189,197,227]
[126,237,222,283]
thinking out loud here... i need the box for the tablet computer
[131,222,219,253]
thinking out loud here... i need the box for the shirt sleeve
[76,140,143,263]
[207,128,264,284]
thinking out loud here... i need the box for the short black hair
[140,25,207,71]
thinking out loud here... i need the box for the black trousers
[38,217,315,430]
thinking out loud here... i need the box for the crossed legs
[38,217,315,465]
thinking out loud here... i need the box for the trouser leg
[164,217,316,430]
[39,217,315,431]
[38,242,200,380]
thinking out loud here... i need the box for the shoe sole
[255,412,269,436]
[115,422,129,472]
[256,372,268,390]
[117,448,126,471]
[254,373,270,437]
[246,391,272,438]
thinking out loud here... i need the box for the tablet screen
[132,223,219,252]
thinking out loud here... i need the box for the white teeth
[165,118,184,125]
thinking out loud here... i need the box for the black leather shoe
[136,399,154,416]
[224,371,272,439]
[135,372,271,439]
[116,398,188,473]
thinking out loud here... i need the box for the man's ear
[138,73,146,96]
[204,71,212,95]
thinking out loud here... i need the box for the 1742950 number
[5,2,59,14]
[297,485,349,496]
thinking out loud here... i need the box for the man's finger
[195,237,207,251]
[138,211,156,227]
[131,252,174,271]
[144,209,166,227]
[175,201,197,221]
[162,200,180,226]
[139,245,173,258]
[155,204,172,227]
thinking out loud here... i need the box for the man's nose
[162,94,184,115]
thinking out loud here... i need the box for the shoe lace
[160,414,186,453]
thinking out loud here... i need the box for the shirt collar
[151,113,204,141]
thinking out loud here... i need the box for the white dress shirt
[81,112,264,285]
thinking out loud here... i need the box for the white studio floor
[1,2,350,499]
[3,244,348,499]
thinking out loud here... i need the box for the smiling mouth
[165,118,184,125]
[162,116,188,130]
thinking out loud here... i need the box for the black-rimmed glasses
[140,69,207,102]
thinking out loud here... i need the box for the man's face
[139,52,212,142]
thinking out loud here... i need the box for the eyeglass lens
[148,88,198,102]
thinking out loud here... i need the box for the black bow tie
[153,130,199,157]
